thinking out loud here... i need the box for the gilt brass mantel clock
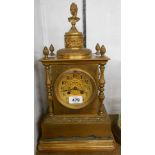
[38,3,115,153]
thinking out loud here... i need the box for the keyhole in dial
[80,90,84,94]
[73,86,78,90]
[67,91,71,94]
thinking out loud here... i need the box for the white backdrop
[34,0,121,149]
[86,0,121,114]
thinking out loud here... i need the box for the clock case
[52,64,98,114]
[38,3,115,152]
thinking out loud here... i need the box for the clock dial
[55,69,96,109]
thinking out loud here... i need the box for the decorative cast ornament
[43,46,49,59]
[95,43,101,55]
[70,3,78,17]
[54,69,96,109]
[100,45,106,56]
[68,3,80,33]
[49,44,55,56]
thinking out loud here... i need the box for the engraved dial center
[55,69,96,109]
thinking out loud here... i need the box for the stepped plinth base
[38,136,115,152]
[38,106,116,152]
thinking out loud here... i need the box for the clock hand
[62,86,87,94]
[70,87,86,94]
[62,89,71,92]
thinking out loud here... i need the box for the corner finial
[100,45,106,56]
[43,46,49,59]
[95,43,101,55]
[49,44,55,56]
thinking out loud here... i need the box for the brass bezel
[54,68,97,109]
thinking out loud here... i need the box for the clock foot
[99,106,105,116]
[49,113,54,117]
[99,111,104,115]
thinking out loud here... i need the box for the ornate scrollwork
[65,36,83,48]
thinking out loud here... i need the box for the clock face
[54,69,96,109]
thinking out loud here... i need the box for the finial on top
[70,3,78,17]
[68,3,80,33]
[64,3,84,49]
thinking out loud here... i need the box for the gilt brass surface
[38,138,115,152]
[54,68,96,109]
[57,48,92,59]
[40,105,112,139]
[57,3,91,59]
[48,64,99,115]
[38,3,115,153]
[41,54,109,65]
